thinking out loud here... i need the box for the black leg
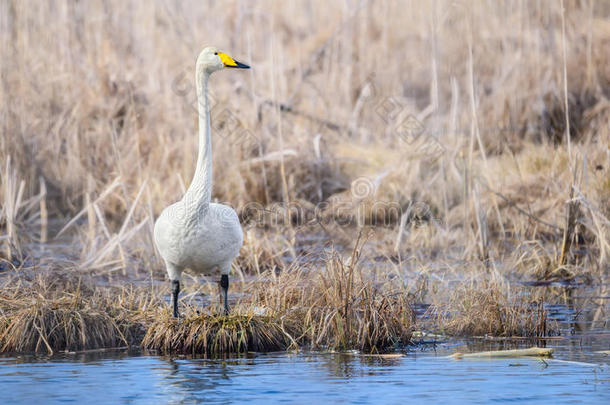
[220,274,229,315]
[171,279,180,318]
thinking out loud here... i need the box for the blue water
[0,342,608,404]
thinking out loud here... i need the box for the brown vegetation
[428,279,555,338]
[0,243,414,355]
[142,311,298,356]
[1,0,608,352]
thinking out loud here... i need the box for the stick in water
[450,347,554,359]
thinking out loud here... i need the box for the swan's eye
[214,52,218,55]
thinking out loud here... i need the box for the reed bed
[0,242,416,355]
[1,0,607,278]
[1,0,608,354]
[143,239,415,354]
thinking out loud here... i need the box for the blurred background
[0,0,608,286]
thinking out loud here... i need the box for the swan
[154,47,249,317]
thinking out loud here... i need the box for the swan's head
[197,47,250,75]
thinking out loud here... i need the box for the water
[1,339,608,404]
[2,245,608,404]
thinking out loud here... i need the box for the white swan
[154,47,249,317]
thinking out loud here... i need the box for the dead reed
[0,276,154,354]
[1,0,608,280]
[245,235,415,352]
[428,280,556,338]
[0,292,128,354]
[299,247,414,352]
[0,0,607,355]
[0,240,417,355]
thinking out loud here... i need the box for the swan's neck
[182,69,212,221]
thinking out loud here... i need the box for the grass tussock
[246,236,415,352]
[300,251,414,351]
[429,280,556,338]
[0,261,563,355]
[0,276,155,355]
[0,293,127,354]
[144,238,414,355]
[0,239,418,355]
[142,310,297,356]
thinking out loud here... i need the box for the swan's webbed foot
[219,274,229,315]
[171,279,180,318]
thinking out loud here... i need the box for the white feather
[154,47,244,282]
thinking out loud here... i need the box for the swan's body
[154,47,249,316]
[154,202,243,278]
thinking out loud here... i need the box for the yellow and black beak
[218,52,250,69]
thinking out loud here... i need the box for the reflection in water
[158,356,250,396]
[0,343,608,404]
[310,353,406,379]
[0,296,608,404]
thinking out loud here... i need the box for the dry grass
[241,235,415,352]
[0,243,414,355]
[0,285,139,354]
[0,274,153,354]
[299,245,414,351]
[428,280,556,338]
[1,0,608,275]
[142,310,298,356]
[0,295,124,354]
[1,0,609,352]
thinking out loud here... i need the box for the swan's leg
[219,274,229,315]
[171,279,180,318]
[165,262,182,318]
